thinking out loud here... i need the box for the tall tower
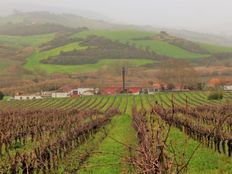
[122,67,126,93]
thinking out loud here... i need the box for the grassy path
[168,128,232,174]
[77,114,137,174]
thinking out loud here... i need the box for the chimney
[122,67,125,93]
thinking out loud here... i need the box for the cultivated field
[1,29,232,76]
[0,92,232,174]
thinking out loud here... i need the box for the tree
[157,59,199,90]
[0,91,4,100]
[167,83,175,90]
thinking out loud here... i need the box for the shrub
[167,83,175,90]
[0,91,4,100]
[208,90,223,100]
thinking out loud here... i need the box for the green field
[24,42,86,73]
[72,30,208,59]
[24,41,154,73]
[0,33,55,48]
[1,92,232,173]
[132,40,208,59]
[21,30,211,74]
[200,43,232,53]
[1,29,231,74]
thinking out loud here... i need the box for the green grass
[168,128,232,174]
[132,40,208,59]
[72,30,208,59]
[24,42,86,73]
[1,92,232,173]
[200,43,232,53]
[78,114,137,174]
[24,41,154,73]
[2,96,10,101]
[0,33,54,48]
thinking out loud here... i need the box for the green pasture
[0,33,54,48]
[24,39,154,73]
[131,40,208,59]
[200,43,232,53]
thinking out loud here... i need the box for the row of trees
[0,107,120,173]
[152,103,232,157]
[157,59,201,90]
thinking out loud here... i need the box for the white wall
[14,96,42,100]
[52,93,69,98]
[224,86,232,91]
[72,88,95,95]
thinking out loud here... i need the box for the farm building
[14,95,42,100]
[52,92,70,98]
[71,88,96,96]
[127,87,141,95]
[207,78,221,88]
[102,87,122,95]
[153,82,168,91]
[224,85,232,91]
[140,88,156,94]
[41,91,53,98]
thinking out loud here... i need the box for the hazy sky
[1,0,232,32]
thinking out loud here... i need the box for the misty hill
[166,29,232,47]
[1,11,232,46]
[0,23,87,35]
[0,11,232,46]
[0,11,120,29]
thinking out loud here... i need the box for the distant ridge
[1,11,232,46]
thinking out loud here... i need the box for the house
[101,87,122,95]
[140,88,156,94]
[71,88,96,96]
[127,87,141,95]
[224,85,232,91]
[15,91,24,95]
[41,91,53,98]
[153,82,168,91]
[52,92,70,98]
[14,95,42,100]
[208,78,221,88]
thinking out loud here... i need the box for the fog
[1,0,232,34]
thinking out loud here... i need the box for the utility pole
[122,67,126,93]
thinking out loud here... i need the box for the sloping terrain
[41,35,166,65]
[0,21,232,77]
[0,11,120,29]
[72,30,208,59]
[0,23,85,35]
[0,33,54,47]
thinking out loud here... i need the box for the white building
[41,91,53,98]
[52,92,70,98]
[71,88,95,96]
[224,85,232,91]
[14,95,42,100]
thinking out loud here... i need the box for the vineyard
[0,91,232,174]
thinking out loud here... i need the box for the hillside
[41,35,166,65]
[0,22,231,84]
[0,11,120,29]
[2,11,232,47]
[0,23,87,35]
[0,29,231,75]
[0,33,55,47]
